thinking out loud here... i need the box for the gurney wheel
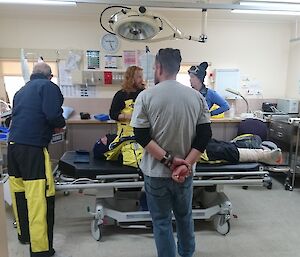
[285,184,293,191]
[213,215,230,235]
[267,182,272,190]
[91,219,102,241]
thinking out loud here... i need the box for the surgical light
[100,6,207,43]
[110,8,162,41]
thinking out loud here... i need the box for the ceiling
[0,0,298,22]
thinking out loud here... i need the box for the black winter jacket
[9,73,65,147]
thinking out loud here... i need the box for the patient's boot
[238,148,282,165]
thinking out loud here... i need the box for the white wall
[286,40,300,99]
[0,6,293,98]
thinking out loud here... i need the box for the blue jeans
[144,175,195,257]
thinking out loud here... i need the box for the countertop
[66,115,242,125]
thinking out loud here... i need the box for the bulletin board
[214,69,240,99]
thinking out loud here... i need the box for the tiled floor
[5,177,300,257]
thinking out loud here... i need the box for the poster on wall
[58,60,72,86]
[123,50,136,68]
[104,55,122,69]
[214,69,240,99]
[86,50,100,69]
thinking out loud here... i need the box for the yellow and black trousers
[8,143,55,257]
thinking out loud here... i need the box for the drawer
[269,121,294,144]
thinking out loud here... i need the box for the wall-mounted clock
[101,33,120,53]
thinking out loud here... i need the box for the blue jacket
[9,73,65,147]
[205,88,230,116]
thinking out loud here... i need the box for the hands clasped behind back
[170,157,192,183]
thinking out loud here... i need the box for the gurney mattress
[59,151,262,179]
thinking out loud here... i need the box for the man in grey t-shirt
[131,48,212,257]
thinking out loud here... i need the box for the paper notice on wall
[214,69,240,99]
[139,52,155,81]
[104,55,120,69]
[64,51,82,71]
[123,50,136,68]
[58,60,72,86]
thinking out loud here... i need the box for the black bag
[93,134,117,159]
[80,112,91,120]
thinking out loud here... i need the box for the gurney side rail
[194,171,268,176]
[55,178,268,191]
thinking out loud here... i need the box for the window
[176,65,192,87]
[3,76,24,104]
[0,60,58,105]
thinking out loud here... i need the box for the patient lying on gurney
[93,133,282,167]
[202,135,282,165]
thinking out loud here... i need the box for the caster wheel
[213,215,230,235]
[63,191,70,196]
[242,186,248,190]
[284,184,293,191]
[267,182,272,190]
[91,219,103,241]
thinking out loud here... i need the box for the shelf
[83,69,126,72]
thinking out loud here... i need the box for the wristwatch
[160,152,173,168]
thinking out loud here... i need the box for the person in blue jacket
[188,62,230,116]
[8,62,65,257]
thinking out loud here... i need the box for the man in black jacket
[8,62,65,257]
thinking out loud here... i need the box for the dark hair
[155,48,182,75]
[188,61,208,83]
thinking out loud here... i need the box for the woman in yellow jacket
[108,66,145,167]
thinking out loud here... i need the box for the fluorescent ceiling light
[0,0,76,6]
[232,10,300,16]
[233,1,300,15]
[240,1,300,11]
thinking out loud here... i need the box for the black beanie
[188,62,208,83]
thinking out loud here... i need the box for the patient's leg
[238,148,282,165]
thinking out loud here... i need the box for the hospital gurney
[54,151,272,241]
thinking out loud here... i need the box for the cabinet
[82,69,125,87]
[48,121,117,161]
[268,119,298,190]
[65,121,117,153]
[211,120,240,141]
[61,69,125,98]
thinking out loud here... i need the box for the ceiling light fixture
[0,0,76,6]
[233,1,300,15]
[100,5,207,43]
[232,10,300,16]
[240,1,300,11]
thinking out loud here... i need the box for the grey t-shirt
[130,80,211,177]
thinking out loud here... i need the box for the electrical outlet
[247,89,262,95]
[255,89,262,95]
[247,89,254,95]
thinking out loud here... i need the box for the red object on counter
[104,71,112,84]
